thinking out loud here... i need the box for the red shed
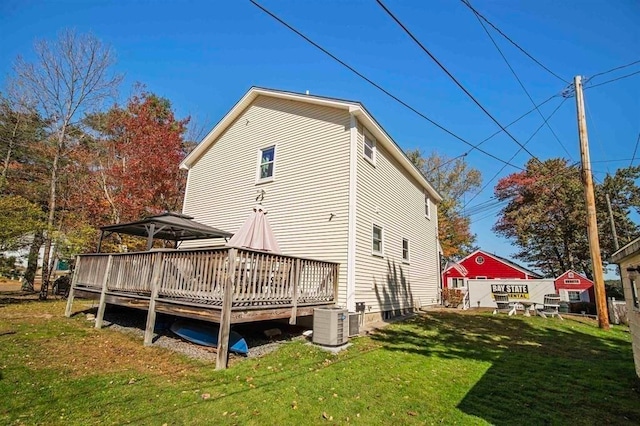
[554,270,595,303]
[442,249,542,289]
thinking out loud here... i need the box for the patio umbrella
[226,205,281,253]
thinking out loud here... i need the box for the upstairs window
[402,238,410,262]
[364,131,376,164]
[258,146,275,182]
[372,225,383,256]
[424,192,431,219]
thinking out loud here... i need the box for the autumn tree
[494,158,640,278]
[9,30,122,298]
[77,92,189,249]
[407,150,481,260]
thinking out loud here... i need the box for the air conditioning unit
[313,307,348,346]
[348,312,361,337]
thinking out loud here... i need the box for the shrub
[442,288,464,307]
[569,302,597,315]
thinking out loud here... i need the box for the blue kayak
[170,319,249,355]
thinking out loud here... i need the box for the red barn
[442,249,542,289]
[554,270,595,303]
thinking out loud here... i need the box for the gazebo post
[97,231,105,253]
[146,223,155,251]
[216,248,236,370]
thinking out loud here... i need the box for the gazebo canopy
[98,212,233,251]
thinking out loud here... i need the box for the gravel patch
[90,305,311,363]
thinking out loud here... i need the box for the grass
[1,289,639,425]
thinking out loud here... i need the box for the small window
[568,272,574,278]
[568,291,581,302]
[364,131,376,164]
[402,238,409,262]
[475,256,485,265]
[372,225,383,255]
[424,192,431,219]
[476,276,487,279]
[257,146,275,181]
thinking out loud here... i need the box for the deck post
[144,251,164,346]
[95,255,114,329]
[64,255,81,317]
[216,248,236,370]
[289,258,301,325]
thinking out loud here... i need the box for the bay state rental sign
[467,279,556,308]
[490,283,530,299]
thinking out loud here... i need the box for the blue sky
[1,0,639,273]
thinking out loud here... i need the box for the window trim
[372,224,384,257]
[402,238,410,263]
[256,145,276,184]
[424,192,431,220]
[363,129,376,166]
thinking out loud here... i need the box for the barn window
[475,256,485,265]
[568,291,581,302]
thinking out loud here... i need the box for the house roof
[444,249,543,278]
[180,86,442,202]
[100,212,233,242]
[611,236,640,263]
[555,269,592,283]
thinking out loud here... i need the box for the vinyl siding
[354,121,440,314]
[618,255,640,378]
[182,95,351,304]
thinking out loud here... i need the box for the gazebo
[97,212,233,252]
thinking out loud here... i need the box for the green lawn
[1,297,639,425]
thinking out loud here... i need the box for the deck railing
[74,247,338,308]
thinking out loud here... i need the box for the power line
[464,0,573,159]
[250,0,524,170]
[458,0,569,84]
[463,98,568,209]
[376,0,542,162]
[587,70,640,89]
[589,59,640,80]
[631,133,640,167]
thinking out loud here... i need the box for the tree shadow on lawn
[371,312,640,425]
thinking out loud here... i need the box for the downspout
[346,112,358,312]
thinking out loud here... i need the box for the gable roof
[180,86,442,202]
[555,270,593,283]
[444,249,543,278]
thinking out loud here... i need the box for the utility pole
[574,75,610,330]
[605,193,619,251]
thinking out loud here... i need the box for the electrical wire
[458,0,569,84]
[463,98,568,209]
[589,59,640,80]
[464,0,573,159]
[376,0,542,163]
[250,0,524,170]
[586,70,640,89]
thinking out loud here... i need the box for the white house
[179,87,442,322]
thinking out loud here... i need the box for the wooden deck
[65,247,339,369]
